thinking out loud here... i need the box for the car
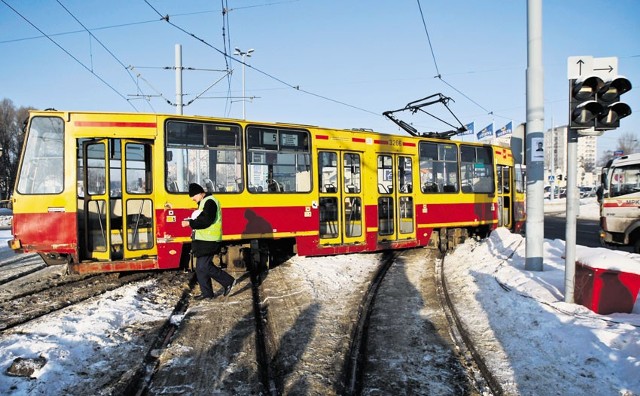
[544,185,559,199]
[579,186,597,198]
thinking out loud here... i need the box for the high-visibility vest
[194,195,222,241]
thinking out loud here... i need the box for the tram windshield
[17,116,64,195]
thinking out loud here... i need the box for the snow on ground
[0,198,638,395]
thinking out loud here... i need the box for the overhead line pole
[525,0,545,271]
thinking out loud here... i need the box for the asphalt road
[544,214,602,248]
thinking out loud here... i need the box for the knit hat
[188,183,205,197]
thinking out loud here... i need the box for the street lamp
[234,47,254,119]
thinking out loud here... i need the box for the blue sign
[477,123,494,140]
[496,121,513,137]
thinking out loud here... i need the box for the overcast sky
[1,0,638,157]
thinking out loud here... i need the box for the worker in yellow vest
[182,183,236,300]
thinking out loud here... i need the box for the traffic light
[569,75,633,131]
[595,76,632,130]
[569,76,604,129]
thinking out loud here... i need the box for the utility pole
[525,0,545,271]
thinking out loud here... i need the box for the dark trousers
[195,254,235,297]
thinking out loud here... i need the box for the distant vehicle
[579,186,596,198]
[544,185,559,199]
[599,153,640,252]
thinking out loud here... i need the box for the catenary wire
[1,0,138,111]
[55,0,153,111]
[416,0,505,120]
[143,0,381,117]
[221,0,234,116]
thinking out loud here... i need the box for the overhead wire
[1,0,138,111]
[143,0,380,117]
[55,0,154,111]
[416,0,511,121]
[128,66,175,107]
[221,0,234,116]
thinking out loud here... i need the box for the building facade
[543,125,598,187]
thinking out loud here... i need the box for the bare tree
[617,131,640,156]
[0,99,33,200]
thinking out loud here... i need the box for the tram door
[318,151,365,245]
[80,139,156,262]
[497,165,512,228]
[376,154,416,243]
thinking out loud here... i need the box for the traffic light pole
[564,129,579,303]
[565,55,632,303]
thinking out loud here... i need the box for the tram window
[319,152,337,193]
[515,165,526,193]
[345,196,362,237]
[460,145,494,194]
[399,196,413,234]
[418,142,458,194]
[206,124,240,147]
[398,156,413,193]
[17,116,64,195]
[378,197,394,235]
[247,127,309,152]
[126,198,154,250]
[125,143,152,194]
[247,126,311,193]
[377,155,393,194]
[343,153,361,193]
[167,121,204,147]
[85,142,107,196]
[165,120,243,194]
[319,197,338,238]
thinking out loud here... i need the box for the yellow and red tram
[8,110,525,273]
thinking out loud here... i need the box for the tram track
[0,271,154,332]
[344,250,399,395]
[0,254,47,287]
[437,251,504,396]
[0,248,505,394]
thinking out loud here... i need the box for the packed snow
[0,198,638,395]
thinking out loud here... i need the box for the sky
[0,0,639,159]
[0,199,638,394]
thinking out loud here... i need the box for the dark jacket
[189,193,222,257]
